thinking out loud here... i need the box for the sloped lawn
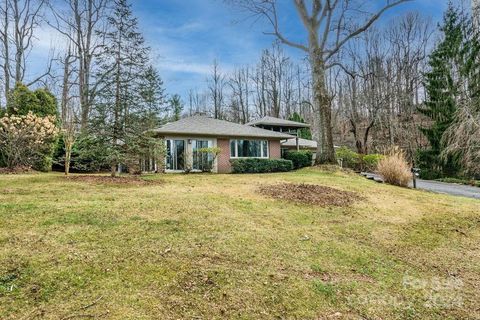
[0,168,478,319]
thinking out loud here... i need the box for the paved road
[363,173,480,200]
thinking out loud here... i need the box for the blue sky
[131,0,448,98]
[30,1,449,99]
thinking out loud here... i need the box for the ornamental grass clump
[377,148,411,187]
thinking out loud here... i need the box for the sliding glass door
[166,140,185,171]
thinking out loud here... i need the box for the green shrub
[33,156,54,172]
[336,146,360,170]
[362,153,384,171]
[69,133,112,172]
[335,147,384,172]
[284,150,312,169]
[231,158,293,173]
[6,83,58,118]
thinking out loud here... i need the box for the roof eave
[151,130,293,140]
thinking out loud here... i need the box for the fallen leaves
[0,166,34,174]
[259,183,362,207]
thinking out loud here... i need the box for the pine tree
[441,4,480,177]
[417,4,464,179]
[288,112,312,140]
[169,94,183,121]
[139,65,167,128]
[93,0,150,176]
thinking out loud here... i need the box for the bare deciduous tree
[49,0,109,129]
[63,109,77,176]
[0,0,51,101]
[59,43,77,123]
[230,0,411,163]
[208,59,226,119]
[0,0,10,103]
[229,66,250,123]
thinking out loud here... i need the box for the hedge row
[283,150,312,169]
[230,158,293,173]
[336,146,383,171]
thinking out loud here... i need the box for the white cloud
[157,59,212,75]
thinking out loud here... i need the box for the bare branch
[326,0,413,60]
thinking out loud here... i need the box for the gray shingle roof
[281,137,317,149]
[151,116,293,139]
[246,116,311,128]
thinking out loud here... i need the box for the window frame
[230,139,269,159]
[192,139,213,171]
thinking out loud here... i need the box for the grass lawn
[0,168,479,319]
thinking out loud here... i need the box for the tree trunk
[65,145,72,176]
[13,0,22,84]
[1,1,10,102]
[311,50,336,164]
[61,49,72,124]
[111,32,122,178]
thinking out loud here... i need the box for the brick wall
[269,140,281,159]
[217,139,282,173]
[217,139,231,173]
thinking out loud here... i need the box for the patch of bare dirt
[259,183,362,207]
[66,175,162,186]
[0,166,35,174]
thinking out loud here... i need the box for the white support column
[296,129,300,151]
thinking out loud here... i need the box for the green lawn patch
[0,169,478,319]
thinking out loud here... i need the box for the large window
[230,140,269,158]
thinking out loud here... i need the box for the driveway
[363,173,480,200]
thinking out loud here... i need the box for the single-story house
[246,116,318,158]
[151,115,293,173]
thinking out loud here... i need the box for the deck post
[296,129,300,151]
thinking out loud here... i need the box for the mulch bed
[0,166,35,174]
[66,175,162,186]
[259,183,362,207]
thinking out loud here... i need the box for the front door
[166,140,185,171]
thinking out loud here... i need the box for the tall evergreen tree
[288,112,312,140]
[92,0,150,176]
[441,4,480,177]
[169,94,183,121]
[139,65,167,128]
[417,4,465,178]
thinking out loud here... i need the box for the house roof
[151,116,293,139]
[246,116,311,128]
[282,137,317,149]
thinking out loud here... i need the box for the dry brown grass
[0,170,479,319]
[377,148,411,187]
[65,175,163,185]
